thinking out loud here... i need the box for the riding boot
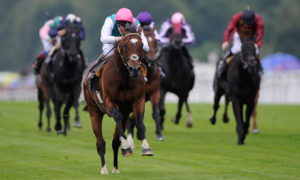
[217,51,232,93]
[34,54,44,75]
[88,54,106,92]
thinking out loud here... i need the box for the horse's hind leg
[209,87,224,125]
[37,88,44,130]
[172,97,184,125]
[185,101,193,128]
[223,95,230,123]
[46,100,52,132]
[159,89,167,130]
[150,92,163,141]
[73,102,82,128]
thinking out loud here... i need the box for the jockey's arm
[158,21,171,44]
[182,24,195,45]
[100,17,120,44]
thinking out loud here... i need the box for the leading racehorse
[209,38,262,145]
[158,23,195,129]
[83,26,153,174]
[42,23,85,135]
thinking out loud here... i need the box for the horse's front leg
[133,99,153,156]
[150,91,163,141]
[159,89,167,130]
[108,104,132,157]
[231,97,244,145]
[173,97,184,124]
[53,100,63,133]
[62,98,74,135]
[245,99,255,140]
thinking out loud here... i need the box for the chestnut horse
[127,25,163,147]
[83,26,153,174]
[209,38,262,145]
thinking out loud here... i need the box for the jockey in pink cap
[158,12,195,68]
[88,8,149,91]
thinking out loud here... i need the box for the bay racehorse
[209,38,262,145]
[43,23,85,135]
[83,26,153,174]
[158,23,195,129]
[127,24,163,147]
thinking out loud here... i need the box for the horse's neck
[113,52,129,78]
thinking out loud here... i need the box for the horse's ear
[118,25,126,36]
[137,26,143,35]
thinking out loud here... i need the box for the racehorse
[209,38,262,145]
[83,26,153,174]
[43,23,85,135]
[158,23,195,129]
[127,25,163,146]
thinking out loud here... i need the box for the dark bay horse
[43,24,85,135]
[158,23,195,129]
[127,25,163,147]
[83,26,153,174]
[209,38,262,145]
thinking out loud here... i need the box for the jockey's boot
[217,51,233,93]
[34,53,45,75]
[88,54,106,92]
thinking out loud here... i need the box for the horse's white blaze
[101,165,108,175]
[112,167,120,174]
[148,37,153,42]
[130,54,139,61]
[141,139,150,149]
[127,133,135,149]
[130,38,138,44]
[119,136,129,149]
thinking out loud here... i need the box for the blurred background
[0,0,300,103]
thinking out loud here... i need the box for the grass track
[0,101,299,179]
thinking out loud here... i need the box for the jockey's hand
[50,37,57,45]
[115,37,122,42]
[222,41,229,51]
[58,29,67,37]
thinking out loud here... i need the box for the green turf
[0,101,299,180]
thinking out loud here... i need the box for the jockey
[158,12,195,68]
[136,11,165,78]
[217,8,264,80]
[33,16,63,75]
[88,8,149,91]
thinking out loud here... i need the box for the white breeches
[231,32,259,55]
[41,39,52,52]
[102,43,115,57]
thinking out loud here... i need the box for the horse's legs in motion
[252,91,259,134]
[209,86,224,125]
[231,97,244,145]
[112,114,129,174]
[62,98,74,135]
[126,116,136,149]
[150,93,163,141]
[185,100,193,128]
[133,101,153,156]
[223,95,230,123]
[54,100,63,133]
[172,97,184,124]
[159,89,167,130]
[245,100,255,141]
[110,107,132,157]
[73,101,82,128]
[45,100,52,132]
[37,88,44,130]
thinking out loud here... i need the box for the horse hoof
[74,121,82,128]
[55,123,62,131]
[156,135,164,141]
[101,165,109,175]
[186,122,193,128]
[172,117,179,124]
[209,117,216,125]
[237,141,244,145]
[121,148,133,157]
[142,148,153,156]
[223,115,229,123]
[46,128,51,132]
[112,167,120,174]
[252,129,260,134]
[56,130,64,135]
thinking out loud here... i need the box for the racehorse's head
[168,23,184,49]
[142,25,158,67]
[61,24,81,62]
[117,26,144,78]
[241,38,257,70]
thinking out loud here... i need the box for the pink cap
[115,8,133,22]
[171,12,186,24]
